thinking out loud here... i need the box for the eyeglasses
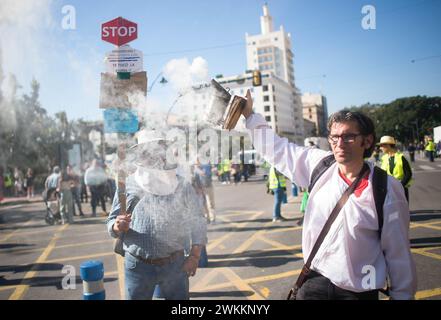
[328,133,362,144]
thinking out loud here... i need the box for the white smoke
[163,56,209,91]
[0,0,54,80]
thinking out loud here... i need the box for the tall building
[191,4,304,144]
[245,4,295,87]
[302,92,328,137]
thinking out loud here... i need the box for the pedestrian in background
[58,168,74,225]
[0,167,4,203]
[67,165,84,217]
[85,159,108,217]
[425,137,436,162]
[268,165,287,222]
[379,136,413,202]
[80,162,89,203]
[25,168,35,199]
[14,167,24,197]
[407,143,416,163]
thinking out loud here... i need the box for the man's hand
[112,214,132,234]
[242,89,253,119]
[182,245,203,277]
[182,254,199,277]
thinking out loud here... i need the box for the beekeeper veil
[130,129,178,196]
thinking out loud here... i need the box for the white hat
[379,136,396,145]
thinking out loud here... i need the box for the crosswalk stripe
[419,165,434,170]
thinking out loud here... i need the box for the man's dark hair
[327,110,376,158]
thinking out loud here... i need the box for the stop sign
[101,17,137,46]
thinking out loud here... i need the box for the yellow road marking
[416,287,441,300]
[410,220,441,230]
[8,224,69,300]
[222,210,265,217]
[0,285,16,292]
[191,269,222,292]
[0,219,36,242]
[412,248,441,261]
[220,268,264,300]
[206,233,232,252]
[195,268,302,291]
[207,211,264,252]
[258,235,295,251]
[45,252,113,264]
[116,254,125,300]
[264,225,303,234]
[0,239,113,255]
[260,287,271,298]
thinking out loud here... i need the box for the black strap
[372,166,387,236]
[287,163,370,300]
[308,154,336,193]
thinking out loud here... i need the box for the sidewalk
[0,196,43,207]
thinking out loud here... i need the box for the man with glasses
[241,90,416,300]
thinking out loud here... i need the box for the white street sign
[104,45,143,73]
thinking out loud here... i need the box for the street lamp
[148,72,168,92]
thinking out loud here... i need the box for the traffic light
[252,70,262,87]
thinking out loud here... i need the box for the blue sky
[1,0,440,121]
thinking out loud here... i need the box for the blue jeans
[291,184,298,197]
[273,188,284,219]
[124,252,189,300]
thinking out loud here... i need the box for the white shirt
[246,113,417,299]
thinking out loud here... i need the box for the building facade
[302,92,328,137]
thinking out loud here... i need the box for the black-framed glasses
[328,133,362,144]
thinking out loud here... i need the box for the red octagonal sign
[101,17,137,46]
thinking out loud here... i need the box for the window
[263,85,269,91]
[309,115,312,119]
[273,96,276,102]
[309,108,311,112]
[273,105,277,112]
[265,116,271,122]
[263,96,269,102]
[264,105,270,112]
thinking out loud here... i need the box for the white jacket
[247,113,417,299]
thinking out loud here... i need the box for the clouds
[163,56,209,90]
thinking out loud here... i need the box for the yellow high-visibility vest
[425,141,436,152]
[269,167,286,190]
[222,159,231,172]
[381,151,412,187]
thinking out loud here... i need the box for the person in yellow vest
[379,136,413,202]
[222,158,231,184]
[425,137,436,162]
[268,166,287,222]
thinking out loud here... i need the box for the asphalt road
[0,157,440,300]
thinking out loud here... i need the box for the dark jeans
[90,184,106,216]
[80,183,88,203]
[296,270,379,300]
[71,187,83,215]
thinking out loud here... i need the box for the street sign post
[100,17,146,223]
[104,45,143,73]
[99,71,147,109]
[103,108,139,134]
[101,17,137,46]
